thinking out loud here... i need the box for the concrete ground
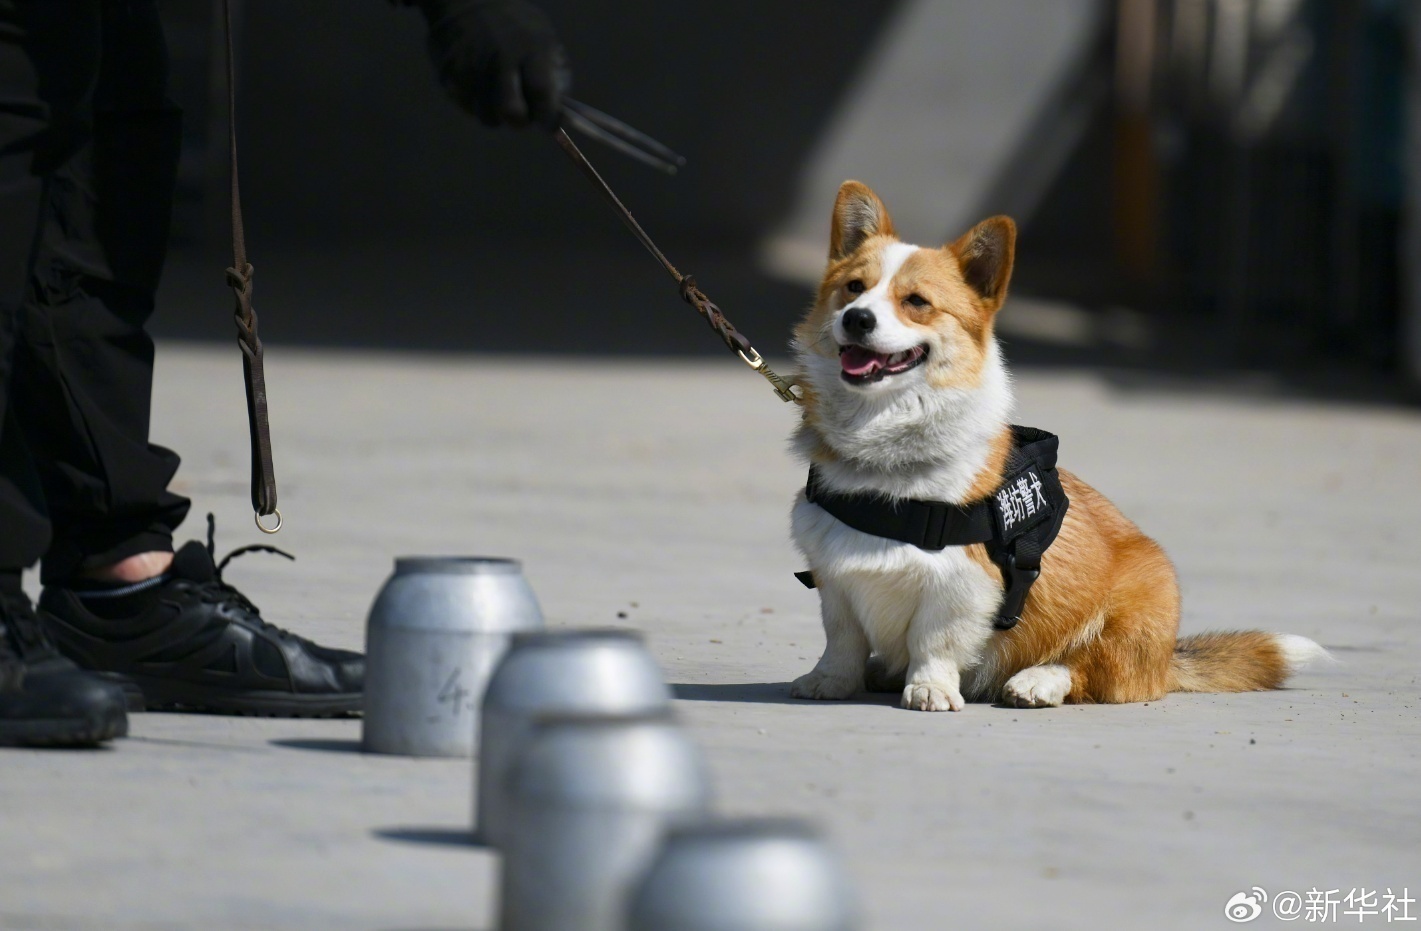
[2,342,1418,931]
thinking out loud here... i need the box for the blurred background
[154,0,1421,399]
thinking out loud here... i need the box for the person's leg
[0,0,80,574]
[32,0,363,716]
[9,0,188,586]
[19,0,361,715]
[0,0,129,746]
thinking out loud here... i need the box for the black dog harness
[796,426,1069,631]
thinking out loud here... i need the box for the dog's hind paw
[1001,665,1072,708]
[790,669,860,700]
[901,682,964,712]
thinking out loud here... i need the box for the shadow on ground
[373,826,484,850]
[268,737,363,754]
[671,681,797,704]
[671,682,900,707]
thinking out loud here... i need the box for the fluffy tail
[1169,631,1330,693]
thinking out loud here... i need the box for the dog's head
[793,181,1016,398]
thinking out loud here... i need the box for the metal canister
[362,556,543,757]
[475,629,671,846]
[499,711,712,931]
[626,819,860,931]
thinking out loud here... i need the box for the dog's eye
[906,293,930,308]
[845,280,865,294]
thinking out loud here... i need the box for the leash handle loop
[224,0,280,526]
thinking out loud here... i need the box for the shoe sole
[0,703,128,747]
[119,674,362,718]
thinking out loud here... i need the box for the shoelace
[198,513,303,641]
[0,590,61,676]
[0,614,22,688]
[0,595,25,668]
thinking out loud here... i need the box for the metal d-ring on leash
[552,112,801,405]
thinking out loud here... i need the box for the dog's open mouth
[839,344,929,385]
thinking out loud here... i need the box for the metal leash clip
[737,347,801,403]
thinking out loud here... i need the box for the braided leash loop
[224,0,280,530]
[677,275,799,403]
[678,275,752,356]
[225,256,278,528]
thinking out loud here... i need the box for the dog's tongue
[840,346,885,376]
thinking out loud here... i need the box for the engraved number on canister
[437,668,474,715]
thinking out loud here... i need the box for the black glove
[411,0,569,129]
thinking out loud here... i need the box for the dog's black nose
[842,307,876,339]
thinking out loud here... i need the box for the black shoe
[39,523,364,718]
[0,589,130,747]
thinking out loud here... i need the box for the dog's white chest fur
[791,492,1002,690]
[788,339,1015,703]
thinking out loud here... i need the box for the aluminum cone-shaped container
[499,712,712,931]
[475,629,671,846]
[362,557,543,758]
[626,819,860,931]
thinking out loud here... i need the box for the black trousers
[0,0,189,585]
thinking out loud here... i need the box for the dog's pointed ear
[830,181,895,260]
[949,216,1016,308]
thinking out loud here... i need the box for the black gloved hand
[412,0,570,129]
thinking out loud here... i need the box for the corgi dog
[787,180,1326,711]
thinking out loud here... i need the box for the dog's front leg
[901,606,992,712]
[790,583,868,700]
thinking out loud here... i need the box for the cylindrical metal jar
[626,819,860,931]
[362,556,543,757]
[499,711,712,931]
[475,628,670,845]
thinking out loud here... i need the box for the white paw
[1001,665,1071,708]
[900,682,965,712]
[790,669,860,700]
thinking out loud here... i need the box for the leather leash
[552,129,801,404]
[218,32,795,534]
[222,0,280,534]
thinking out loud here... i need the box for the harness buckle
[994,550,1039,631]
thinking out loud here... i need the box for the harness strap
[798,426,1069,631]
[805,470,995,551]
[223,0,279,532]
[981,427,1056,627]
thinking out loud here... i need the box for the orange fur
[967,411,1299,704]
